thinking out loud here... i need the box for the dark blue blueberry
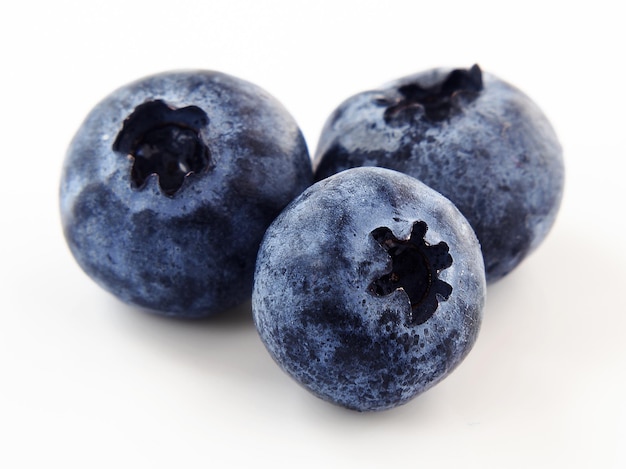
[314,65,564,282]
[252,167,485,411]
[60,70,312,318]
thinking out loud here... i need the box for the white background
[1,1,625,468]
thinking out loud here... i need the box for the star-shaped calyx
[113,100,211,196]
[368,221,453,325]
[383,64,483,123]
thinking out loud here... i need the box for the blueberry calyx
[369,221,453,325]
[113,100,211,196]
[384,64,483,123]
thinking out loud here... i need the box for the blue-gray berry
[314,65,564,282]
[252,167,485,411]
[60,70,312,317]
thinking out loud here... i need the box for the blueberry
[252,167,485,411]
[60,70,312,318]
[314,65,564,282]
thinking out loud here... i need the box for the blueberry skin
[60,70,312,318]
[314,66,564,282]
[252,167,485,411]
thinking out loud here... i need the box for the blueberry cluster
[61,66,563,411]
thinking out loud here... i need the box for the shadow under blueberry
[104,295,273,382]
[115,296,257,327]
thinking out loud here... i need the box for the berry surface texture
[60,70,312,318]
[314,65,564,282]
[252,167,486,411]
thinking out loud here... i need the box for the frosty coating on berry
[60,70,312,317]
[252,167,485,411]
[315,65,564,282]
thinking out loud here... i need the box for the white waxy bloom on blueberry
[60,70,312,317]
[315,65,564,282]
[252,167,486,411]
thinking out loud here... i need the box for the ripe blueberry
[60,70,312,317]
[252,167,485,411]
[314,65,564,282]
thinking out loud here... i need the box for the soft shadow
[299,382,445,426]
[122,298,256,329]
[104,295,275,384]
